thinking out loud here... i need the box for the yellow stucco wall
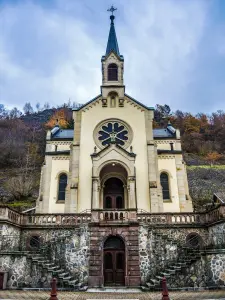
[158,157,180,212]
[78,98,150,212]
[48,158,69,213]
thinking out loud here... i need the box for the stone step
[62,276,73,281]
[165,269,176,274]
[150,278,160,285]
[58,272,69,278]
[160,272,171,277]
[171,266,181,270]
[68,279,79,285]
[53,269,65,274]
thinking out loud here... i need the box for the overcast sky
[0,0,225,113]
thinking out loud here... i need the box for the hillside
[0,103,224,212]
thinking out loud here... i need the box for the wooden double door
[104,194,124,209]
[104,250,125,286]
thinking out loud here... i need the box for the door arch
[103,236,125,286]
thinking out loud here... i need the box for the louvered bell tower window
[160,172,170,201]
[108,63,118,81]
[58,174,67,201]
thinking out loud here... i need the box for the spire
[106,6,120,56]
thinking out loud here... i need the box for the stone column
[92,177,99,209]
[128,176,136,209]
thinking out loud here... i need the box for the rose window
[94,119,132,149]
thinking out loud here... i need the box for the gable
[73,93,153,112]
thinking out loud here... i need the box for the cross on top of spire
[107,5,117,16]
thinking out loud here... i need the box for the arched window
[160,172,170,200]
[58,173,67,201]
[108,64,118,81]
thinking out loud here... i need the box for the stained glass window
[98,121,128,147]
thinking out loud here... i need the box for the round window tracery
[94,119,133,149]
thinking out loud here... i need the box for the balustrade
[0,205,224,227]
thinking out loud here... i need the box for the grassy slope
[187,165,225,210]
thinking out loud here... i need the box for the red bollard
[162,277,170,300]
[49,278,58,300]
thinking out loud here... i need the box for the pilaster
[145,110,163,212]
[42,157,52,213]
[65,111,82,213]
[128,176,136,209]
[92,177,100,209]
[175,155,193,212]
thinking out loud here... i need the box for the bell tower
[101,6,125,105]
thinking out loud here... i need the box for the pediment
[91,144,136,177]
[91,144,136,162]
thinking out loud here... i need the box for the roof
[213,192,225,204]
[153,128,176,139]
[50,128,176,141]
[51,129,74,140]
[106,15,120,57]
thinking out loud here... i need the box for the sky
[0,0,225,114]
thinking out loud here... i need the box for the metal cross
[107,5,117,16]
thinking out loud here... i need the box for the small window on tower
[108,63,118,81]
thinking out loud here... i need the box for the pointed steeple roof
[106,15,120,56]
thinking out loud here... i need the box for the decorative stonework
[158,155,176,159]
[155,140,178,144]
[49,141,72,145]
[52,156,70,160]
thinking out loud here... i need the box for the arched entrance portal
[104,178,124,209]
[104,236,125,286]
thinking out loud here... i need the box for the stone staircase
[27,233,82,289]
[143,231,202,290]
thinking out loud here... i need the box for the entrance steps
[87,287,142,293]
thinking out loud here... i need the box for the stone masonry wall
[0,224,21,251]
[0,255,31,288]
[21,225,90,287]
[138,225,209,285]
[0,225,90,289]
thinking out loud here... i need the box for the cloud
[0,0,224,113]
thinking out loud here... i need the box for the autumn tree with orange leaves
[45,108,72,129]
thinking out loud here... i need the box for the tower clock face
[94,119,133,149]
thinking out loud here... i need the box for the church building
[5,9,225,292]
[36,11,193,216]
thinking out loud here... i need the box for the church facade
[36,13,193,216]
